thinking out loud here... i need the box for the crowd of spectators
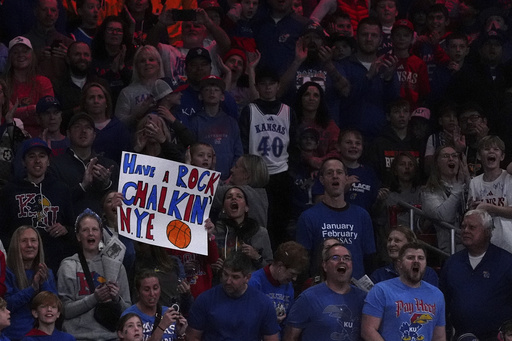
[1,0,512,340]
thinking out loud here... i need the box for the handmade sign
[117,152,221,255]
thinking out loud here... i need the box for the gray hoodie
[57,253,131,341]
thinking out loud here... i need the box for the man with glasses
[458,102,489,177]
[362,242,446,341]
[284,243,366,341]
[296,158,375,279]
[440,209,512,340]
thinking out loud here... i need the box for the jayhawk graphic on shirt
[15,192,60,229]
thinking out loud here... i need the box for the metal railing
[394,200,458,257]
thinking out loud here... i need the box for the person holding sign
[121,269,188,341]
[57,209,131,341]
[133,113,184,162]
[134,244,193,314]
[214,186,273,269]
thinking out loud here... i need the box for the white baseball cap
[8,36,33,51]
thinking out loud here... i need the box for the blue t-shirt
[296,202,376,279]
[188,284,279,340]
[122,305,176,341]
[4,269,57,341]
[248,266,294,335]
[363,277,445,341]
[21,328,76,341]
[286,282,366,341]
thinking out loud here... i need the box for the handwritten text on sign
[117,152,220,255]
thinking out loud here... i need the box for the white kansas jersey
[248,103,291,175]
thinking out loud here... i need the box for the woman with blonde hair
[115,45,164,129]
[422,145,469,253]
[5,37,54,138]
[212,154,270,228]
[5,226,57,341]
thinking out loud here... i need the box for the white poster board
[117,152,221,255]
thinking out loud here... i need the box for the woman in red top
[5,37,54,138]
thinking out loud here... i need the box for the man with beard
[23,0,74,81]
[440,209,512,340]
[362,243,446,341]
[53,41,107,130]
[278,22,350,106]
[296,158,375,279]
[284,243,366,341]
[48,113,118,215]
[337,17,400,140]
[187,251,279,340]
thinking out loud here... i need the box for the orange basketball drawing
[166,220,192,248]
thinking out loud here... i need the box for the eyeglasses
[106,27,123,34]
[440,152,459,159]
[460,114,481,123]
[327,254,352,262]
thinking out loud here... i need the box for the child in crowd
[322,10,354,37]
[0,297,9,341]
[429,33,469,106]
[373,152,423,260]
[116,313,142,341]
[336,129,380,212]
[424,102,462,173]
[411,4,451,79]
[69,0,103,46]
[189,76,243,180]
[186,142,215,171]
[391,19,430,109]
[21,291,75,341]
[374,0,398,56]
[468,136,512,254]
[367,98,421,184]
[329,34,356,62]
[224,0,259,48]
[239,68,297,248]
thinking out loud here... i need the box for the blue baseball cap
[21,138,52,158]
